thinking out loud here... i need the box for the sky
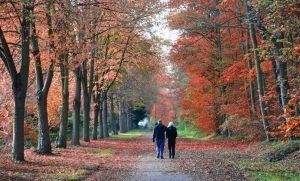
[151,10,180,55]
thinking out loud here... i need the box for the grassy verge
[236,140,300,181]
[108,129,144,140]
[176,121,207,140]
[237,157,300,181]
[44,169,86,180]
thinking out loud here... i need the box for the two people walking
[152,120,177,159]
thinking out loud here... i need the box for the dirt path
[126,132,248,181]
[131,154,193,181]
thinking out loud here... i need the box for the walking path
[131,142,193,181]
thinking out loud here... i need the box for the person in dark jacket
[153,122,158,155]
[152,120,167,159]
[166,122,177,159]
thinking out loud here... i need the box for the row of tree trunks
[118,96,134,133]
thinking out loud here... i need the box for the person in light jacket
[166,122,177,159]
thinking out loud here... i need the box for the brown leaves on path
[0,132,254,181]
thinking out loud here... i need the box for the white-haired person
[166,121,177,159]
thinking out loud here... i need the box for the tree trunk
[126,106,132,131]
[36,94,52,154]
[12,92,26,161]
[247,1,270,141]
[92,104,99,140]
[246,30,257,120]
[119,97,127,133]
[82,60,90,141]
[110,95,117,135]
[57,53,69,148]
[30,9,52,154]
[273,32,288,107]
[72,67,81,145]
[213,1,226,125]
[103,91,109,137]
[99,95,104,139]
[9,2,32,161]
[92,74,100,140]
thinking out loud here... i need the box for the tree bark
[72,67,81,145]
[92,103,99,140]
[82,60,90,141]
[103,91,109,137]
[247,1,270,141]
[57,53,69,148]
[246,30,257,120]
[119,97,127,133]
[110,94,117,135]
[30,6,53,154]
[273,32,288,107]
[0,1,32,161]
[99,93,104,139]
[92,74,100,140]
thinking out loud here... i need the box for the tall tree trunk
[30,6,53,154]
[119,97,127,133]
[247,1,270,141]
[13,93,26,161]
[92,103,99,140]
[103,91,109,137]
[213,0,226,125]
[126,106,132,131]
[92,74,100,140]
[273,32,288,108]
[57,53,69,148]
[246,30,257,120]
[99,94,104,139]
[72,67,81,145]
[0,2,32,161]
[110,94,117,135]
[82,60,90,141]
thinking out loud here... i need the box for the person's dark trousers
[168,141,175,158]
[156,138,165,158]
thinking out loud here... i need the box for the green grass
[252,171,300,181]
[236,143,300,181]
[98,148,115,157]
[177,122,207,140]
[44,169,85,180]
[260,139,300,150]
[237,158,300,181]
[109,129,144,140]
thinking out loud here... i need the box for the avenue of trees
[0,0,162,161]
[1,0,299,163]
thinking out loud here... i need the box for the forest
[0,0,299,180]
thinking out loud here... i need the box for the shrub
[219,115,265,141]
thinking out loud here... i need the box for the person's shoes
[172,156,175,159]
[157,153,160,158]
[169,155,171,159]
[161,156,164,159]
